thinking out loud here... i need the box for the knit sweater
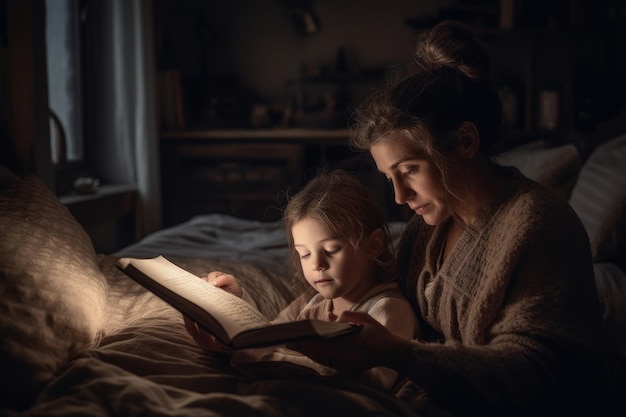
[396,177,617,417]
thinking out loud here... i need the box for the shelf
[59,183,137,205]
[160,128,350,143]
[286,74,383,85]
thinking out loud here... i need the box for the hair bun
[414,20,490,81]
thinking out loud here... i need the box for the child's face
[292,217,377,303]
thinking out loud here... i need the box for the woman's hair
[349,20,503,225]
[283,169,395,288]
[350,19,503,159]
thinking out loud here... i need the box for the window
[45,0,91,194]
[46,0,83,164]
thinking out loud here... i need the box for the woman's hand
[204,270,243,298]
[286,311,413,373]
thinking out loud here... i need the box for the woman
[187,20,616,417]
[286,20,617,417]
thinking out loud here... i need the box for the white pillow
[568,134,626,262]
[594,262,626,343]
[494,140,581,193]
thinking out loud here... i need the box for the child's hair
[283,169,395,289]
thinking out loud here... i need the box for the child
[186,169,417,390]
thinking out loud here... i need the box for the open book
[117,256,360,349]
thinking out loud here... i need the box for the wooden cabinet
[162,141,302,224]
[159,129,383,226]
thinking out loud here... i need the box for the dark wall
[152,0,626,135]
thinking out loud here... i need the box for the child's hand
[183,315,233,354]
[204,271,243,298]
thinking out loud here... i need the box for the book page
[120,256,270,338]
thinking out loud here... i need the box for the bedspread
[8,255,419,417]
[20,323,417,417]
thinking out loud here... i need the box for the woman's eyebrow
[390,157,418,170]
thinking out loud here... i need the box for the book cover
[117,256,359,348]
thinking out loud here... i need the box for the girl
[186,169,417,390]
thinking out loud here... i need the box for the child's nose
[312,255,328,271]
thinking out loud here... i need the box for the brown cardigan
[396,177,617,417]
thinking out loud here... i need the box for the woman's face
[370,135,450,226]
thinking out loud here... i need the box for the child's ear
[367,228,386,257]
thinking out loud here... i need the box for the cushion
[594,262,626,344]
[0,172,108,408]
[494,140,582,198]
[568,134,626,263]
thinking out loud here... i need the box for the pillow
[568,134,626,263]
[0,172,108,409]
[494,140,582,198]
[593,262,626,344]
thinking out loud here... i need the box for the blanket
[8,255,419,417]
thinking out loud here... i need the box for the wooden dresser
[159,128,389,226]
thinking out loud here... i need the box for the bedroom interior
[1,0,625,415]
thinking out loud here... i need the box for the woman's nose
[392,179,412,205]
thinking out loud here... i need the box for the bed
[1,125,625,416]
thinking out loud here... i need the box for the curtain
[88,0,161,236]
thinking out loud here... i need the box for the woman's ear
[367,228,386,258]
[455,121,480,158]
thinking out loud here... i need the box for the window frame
[46,0,92,196]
